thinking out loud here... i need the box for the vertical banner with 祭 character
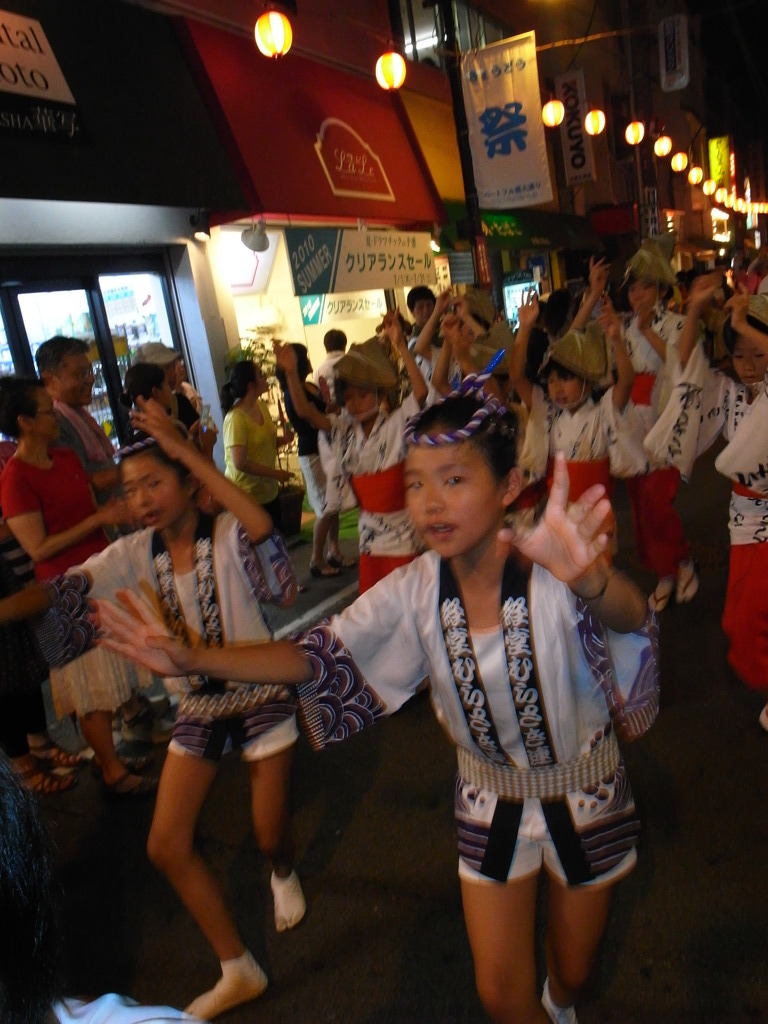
[460,31,552,210]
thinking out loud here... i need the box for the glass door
[16,287,118,445]
[0,254,184,448]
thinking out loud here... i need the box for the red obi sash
[546,457,613,501]
[351,461,406,514]
[732,481,767,500]
[630,373,656,406]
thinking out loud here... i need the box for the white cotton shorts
[458,797,637,889]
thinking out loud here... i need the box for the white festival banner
[460,32,552,209]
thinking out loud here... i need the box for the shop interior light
[254,10,293,58]
[670,151,688,172]
[653,135,673,157]
[241,218,269,252]
[375,51,407,90]
[189,209,210,242]
[430,224,441,253]
[702,179,717,196]
[624,120,645,145]
[688,165,704,186]
[541,99,565,128]
[584,108,606,136]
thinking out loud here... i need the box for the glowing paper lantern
[375,51,407,90]
[624,121,645,145]
[670,152,688,172]
[541,99,565,127]
[584,109,606,136]
[715,187,728,204]
[254,11,293,58]
[654,135,673,157]
[702,179,716,196]
[688,166,704,185]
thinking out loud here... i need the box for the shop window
[395,1,506,69]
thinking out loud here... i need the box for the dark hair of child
[0,377,45,439]
[117,433,191,484]
[0,757,62,1024]
[323,329,347,353]
[411,394,519,482]
[120,363,165,409]
[722,309,768,354]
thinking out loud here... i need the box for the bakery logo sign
[315,118,395,202]
[0,8,81,139]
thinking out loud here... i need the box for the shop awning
[178,20,445,228]
[444,203,599,251]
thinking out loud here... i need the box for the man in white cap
[134,342,199,430]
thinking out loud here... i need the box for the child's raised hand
[380,309,407,349]
[726,285,750,330]
[132,397,188,458]
[273,339,297,373]
[517,289,539,330]
[96,589,193,677]
[499,452,610,582]
[435,289,454,318]
[588,255,610,295]
[687,270,723,312]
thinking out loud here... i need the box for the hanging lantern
[702,179,716,196]
[541,99,565,127]
[688,166,704,186]
[737,197,747,213]
[724,193,734,208]
[375,51,407,90]
[624,120,645,146]
[654,135,673,157]
[584,109,606,136]
[715,187,728,204]
[254,11,293,58]
[670,151,688,172]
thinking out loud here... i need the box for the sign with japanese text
[708,136,731,190]
[285,228,435,296]
[460,31,552,209]
[659,15,689,92]
[555,69,595,186]
[299,290,387,326]
[0,8,81,140]
[315,118,395,202]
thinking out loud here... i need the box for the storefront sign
[300,290,387,326]
[460,31,553,209]
[315,118,395,202]
[285,228,435,296]
[555,70,595,186]
[708,136,730,190]
[0,8,81,139]
[659,15,689,92]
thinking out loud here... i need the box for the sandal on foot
[309,562,340,578]
[17,765,79,795]
[101,770,158,799]
[648,576,675,613]
[327,554,357,569]
[91,753,154,779]
[29,740,85,770]
[675,559,700,604]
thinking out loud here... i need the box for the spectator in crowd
[313,329,347,406]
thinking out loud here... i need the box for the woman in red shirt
[0,378,156,796]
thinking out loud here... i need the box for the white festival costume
[291,553,658,885]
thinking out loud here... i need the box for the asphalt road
[38,445,768,1023]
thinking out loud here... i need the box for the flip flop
[101,771,159,799]
[648,576,675,613]
[310,563,341,578]
[327,554,357,569]
[675,560,700,604]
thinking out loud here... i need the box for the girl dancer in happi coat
[0,400,306,1020]
[97,375,659,1024]
[604,237,698,610]
[275,310,431,592]
[509,291,647,546]
[646,279,768,730]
